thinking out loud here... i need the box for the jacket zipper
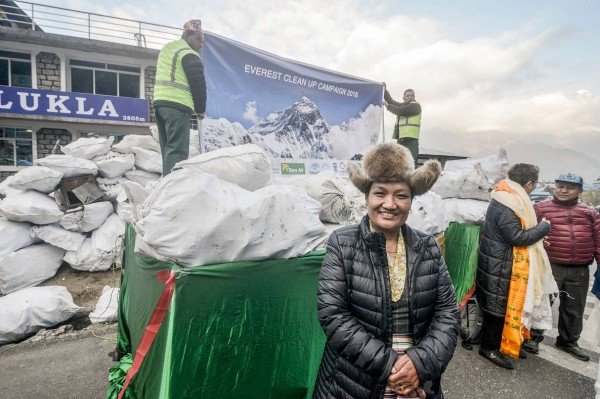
[408,244,424,344]
[568,209,576,262]
[369,234,391,398]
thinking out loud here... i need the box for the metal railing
[0,1,180,48]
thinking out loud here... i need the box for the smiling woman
[313,143,460,399]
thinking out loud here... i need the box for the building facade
[0,16,163,181]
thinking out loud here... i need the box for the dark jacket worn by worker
[477,199,551,317]
[313,216,460,399]
[534,198,600,266]
[384,89,421,140]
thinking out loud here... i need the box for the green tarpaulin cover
[443,222,481,304]
[107,226,326,399]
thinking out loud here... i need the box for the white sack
[125,169,161,186]
[59,201,114,232]
[31,224,85,251]
[35,154,98,178]
[112,134,160,154]
[92,214,125,253]
[431,164,493,201]
[135,169,324,267]
[444,149,509,184]
[97,177,126,200]
[60,136,114,160]
[0,176,22,197]
[150,125,159,141]
[0,244,66,295]
[94,151,135,178]
[7,166,63,193]
[116,202,134,224]
[119,180,150,211]
[63,238,110,271]
[0,190,63,224]
[64,214,124,271]
[406,192,448,235]
[89,286,119,323]
[174,144,272,191]
[279,176,365,223]
[0,286,79,344]
[443,198,489,224]
[0,218,35,257]
[132,147,162,174]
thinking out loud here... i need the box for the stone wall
[36,52,61,90]
[144,66,156,122]
[35,128,71,159]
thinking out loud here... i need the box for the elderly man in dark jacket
[525,173,600,361]
[314,143,459,399]
[476,163,551,369]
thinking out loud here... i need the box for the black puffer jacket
[477,199,551,317]
[313,216,459,399]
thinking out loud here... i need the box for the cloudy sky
[37,0,600,180]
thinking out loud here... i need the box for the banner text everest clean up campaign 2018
[201,33,384,173]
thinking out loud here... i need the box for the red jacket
[534,198,600,266]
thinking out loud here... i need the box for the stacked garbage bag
[0,135,151,343]
[432,149,509,224]
[133,143,326,267]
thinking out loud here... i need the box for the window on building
[69,59,140,98]
[0,50,32,87]
[0,127,33,167]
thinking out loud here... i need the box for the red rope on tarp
[118,270,176,399]
[458,283,476,310]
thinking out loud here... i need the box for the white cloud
[242,101,259,125]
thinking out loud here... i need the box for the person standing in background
[383,88,421,168]
[476,163,551,369]
[153,19,207,175]
[524,173,600,361]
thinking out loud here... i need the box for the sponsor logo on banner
[281,162,306,175]
[309,162,320,174]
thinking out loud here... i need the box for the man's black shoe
[522,339,539,354]
[519,347,528,359]
[555,343,590,361]
[479,348,515,370]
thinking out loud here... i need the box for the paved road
[0,323,597,399]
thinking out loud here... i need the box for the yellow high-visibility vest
[153,39,198,110]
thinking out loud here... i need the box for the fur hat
[347,143,441,196]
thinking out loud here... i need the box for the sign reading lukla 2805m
[0,85,149,123]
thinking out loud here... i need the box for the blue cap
[555,173,583,186]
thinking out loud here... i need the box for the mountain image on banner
[248,97,331,159]
[202,118,275,155]
[201,97,382,159]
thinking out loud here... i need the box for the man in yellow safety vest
[383,88,421,168]
[153,19,207,175]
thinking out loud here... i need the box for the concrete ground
[0,322,597,399]
[0,324,117,399]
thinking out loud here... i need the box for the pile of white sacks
[0,133,165,343]
[0,128,508,343]
[407,149,509,235]
[0,129,365,342]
